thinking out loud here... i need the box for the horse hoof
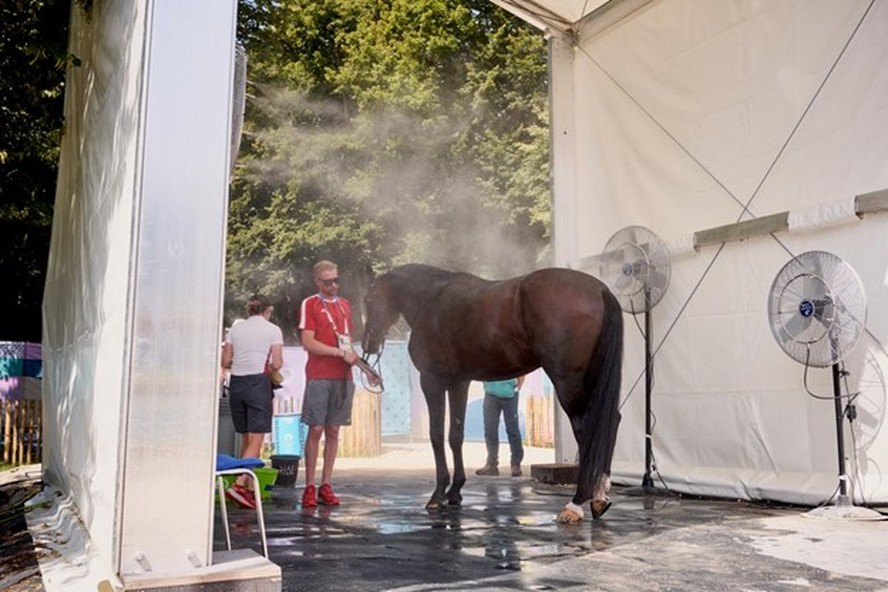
[556,507,583,523]
[426,499,444,511]
[446,494,462,507]
[590,500,612,520]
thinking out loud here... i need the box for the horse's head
[361,273,401,355]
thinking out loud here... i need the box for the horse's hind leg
[445,380,470,506]
[568,411,612,519]
[550,375,614,523]
[421,374,450,510]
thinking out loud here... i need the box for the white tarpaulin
[511,0,888,505]
[42,1,244,585]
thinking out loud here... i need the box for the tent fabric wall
[43,0,240,583]
[546,0,888,504]
[42,1,146,570]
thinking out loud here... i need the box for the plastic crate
[273,414,306,457]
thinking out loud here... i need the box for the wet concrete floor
[216,468,888,592]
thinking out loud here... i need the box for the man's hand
[365,371,381,387]
[342,349,359,365]
[354,358,383,389]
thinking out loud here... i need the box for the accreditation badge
[337,333,354,353]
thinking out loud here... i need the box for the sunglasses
[320,277,339,287]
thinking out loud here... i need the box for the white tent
[40,1,279,589]
[36,3,887,588]
[496,0,888,505]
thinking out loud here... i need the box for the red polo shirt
[299,294,354,380]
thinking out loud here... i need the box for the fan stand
[597,226,671,499]
[622,287,663,497]
[641,292,654,490]
[807,361,884,521]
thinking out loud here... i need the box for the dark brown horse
[361,264,623,522]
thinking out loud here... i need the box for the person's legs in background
[501,393,524,476]
[476,393,501,476]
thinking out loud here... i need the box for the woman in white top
[221,294,283,508]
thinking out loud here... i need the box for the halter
[360,312,385,394]
[359,287,387,394]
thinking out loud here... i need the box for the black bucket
[270,454,301,487]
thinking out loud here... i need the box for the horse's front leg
[421,374,450,510]
[445,380,470,506]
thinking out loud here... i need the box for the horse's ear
[364,264,398,285]
[362,264,377,286]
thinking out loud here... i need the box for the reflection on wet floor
[215,468,814,592]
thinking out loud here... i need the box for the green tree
[229,0,550,336]
[0,0,71,341]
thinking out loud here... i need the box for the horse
[361,264,624,522]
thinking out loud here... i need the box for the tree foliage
[0,0,71,341]
[230,0,550,337]
[0,1,550,342]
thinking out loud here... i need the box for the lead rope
[356,322,385,394]
[320,296,384,393]
[357,341,385,394]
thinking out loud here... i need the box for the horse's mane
[380,264,482,318]
[390,263,460,281]
[386,264,486,291]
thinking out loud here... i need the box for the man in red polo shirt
[298,260,360,507]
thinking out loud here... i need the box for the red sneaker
[225,483,256,509]
[302,484,317,508]
[318,483,340,506]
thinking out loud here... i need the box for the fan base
[805,500,885,522]
[619,484,674,498]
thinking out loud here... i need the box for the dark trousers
[482,392,524,467]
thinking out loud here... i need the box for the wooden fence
[271,388,382,458]
[339,389,381,457]
[1,341,43,465]
[1,398,42,465]
[525,394,555,448]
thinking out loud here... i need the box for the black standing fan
[767,250,881,519]
[597,226,671,490]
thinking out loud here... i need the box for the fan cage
[767,250,866,368]
[601,225,671,314]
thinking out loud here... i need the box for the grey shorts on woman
[301,379,356,426]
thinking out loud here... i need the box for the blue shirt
[484,378,518,399]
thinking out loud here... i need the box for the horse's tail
[577,287,624,502]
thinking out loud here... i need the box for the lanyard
[318,295,350,337]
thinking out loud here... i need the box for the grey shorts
[301,379,355,426]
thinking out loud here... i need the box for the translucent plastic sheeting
[42,0,239,582]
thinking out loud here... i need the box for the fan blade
[645,266,669,291]
[612,272,637,295]
[780,310,813,341]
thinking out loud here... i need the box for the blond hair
[313,260,338,277]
